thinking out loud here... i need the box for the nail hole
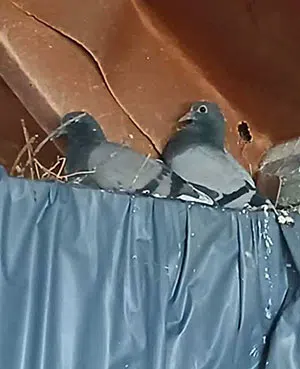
[238,121,252,143]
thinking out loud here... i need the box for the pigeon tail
[248,192,268,207]
[170,172,216,205]
[217,185,251,207]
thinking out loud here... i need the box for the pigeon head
[178,101,226,148]
[55,111,106,144]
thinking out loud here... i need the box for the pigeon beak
[178,111,195,123]
[52,125,68,139]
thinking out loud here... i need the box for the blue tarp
[0,166,299,369]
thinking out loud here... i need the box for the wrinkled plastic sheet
[0,166,299,369]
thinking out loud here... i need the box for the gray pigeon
[162,101,267,209]
[53,111,216,205]
[258,137,300,209]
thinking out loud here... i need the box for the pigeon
[53,111,216,205]
[162,101,267,209]
[257,137,300,209]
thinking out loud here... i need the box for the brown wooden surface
[1,0,300,177]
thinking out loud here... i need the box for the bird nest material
[9,115,94,182]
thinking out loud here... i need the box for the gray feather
[58,111,216,205]
[87,143,168,194]
[162,101,265,209]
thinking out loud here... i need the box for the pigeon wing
[168,145,256,206]
[86,143,164,191]
[86,142,215,204]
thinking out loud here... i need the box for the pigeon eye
[198,105,208,114]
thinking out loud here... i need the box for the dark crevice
[238,121,253,143]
